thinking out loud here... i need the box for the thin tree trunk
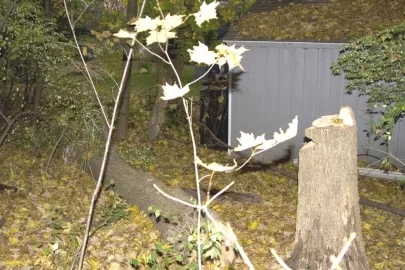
[167,41,183,84]
[32,0,52,111]
[288,107,369,269]
[44,0,52,18]
[146,76,171,140]
[116,0,137,141]
[116,57,132,140]
[33,77,44,111]
[0,0,19,30]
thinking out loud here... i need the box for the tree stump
[287,107,369,269]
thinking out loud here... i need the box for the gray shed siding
[224,41,405,165]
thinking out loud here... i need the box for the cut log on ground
[88,150,222,241]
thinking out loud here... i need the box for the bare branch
[0,0,19,30]
[0,110,11,124]
[330,233,357,270]
[63,0,150,268]
[270,248,292,270]
[0,111,48,146]
[153,184,199,208]
[63,0,110,129]
[74,0,96,26]
[362,146,405,168]
[45,126,68,175]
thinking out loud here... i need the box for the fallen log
[88,150,222,241]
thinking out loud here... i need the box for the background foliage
[332,23,405,145]
[0,0,69,113]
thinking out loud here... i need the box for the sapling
[65,0,358,269]
[112,3,299,269]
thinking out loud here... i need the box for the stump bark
[288,107,369,269]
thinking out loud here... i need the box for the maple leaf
[113,29,136,39]
[233,132,267,152]
[133,16,161,32]
[264,116,298,149]
[187,42,218,65]
[234,116,298,152]
[195,156,237,172]
[162,14,185,30]
[146,30,177,45]
[161,83,190,100]
[192,1,219,27]
[215,44,249,71]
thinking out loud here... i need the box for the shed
[223,0,405,165]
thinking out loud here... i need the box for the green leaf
[176,254,183,262]
[155,243,164,253]
[129,258,139,266]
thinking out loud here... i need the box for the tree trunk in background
[116,0,137,141]
[33,77,44,111]
[33,0,52,111]
[167,40,183,85]
[103,0,125,11]
[287,108,369,269]
[44,0,52,17]
[146,76,172,141]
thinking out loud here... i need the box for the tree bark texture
[167,45,183,84]
[103,0,125,12]
[146,76,171,140]
[116,58,132,141]
[288,109,369,269]
[116,0,137,141]
[44,0,52,18]
[32,0,52,111]
[89,150,222,241]
[33,77,44,112]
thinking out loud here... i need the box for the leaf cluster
[130,242,197,270]
[0,0,71,112]
[332,23,405,137]
[137,0,219,59]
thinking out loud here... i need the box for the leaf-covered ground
[1,111,405,269]
[230,0,405,41]
[0,147,160,269]
[1,67,405,269]
[119,115,405,269]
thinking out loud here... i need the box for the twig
[74,0,96,26]
[70,219,110,270]
[362,146,405,168]
[134,39,170,64]
[0,111,48,146]
[205,210,254,270]
[62,0,110,129]
[205,181,234,206]
[330,233,357,270]
[63,0,149,268]
[0,110,11,124]
[45,126,68,175]
[153,184,199,208]
[270,248,292,270]
[0,0,19,30]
